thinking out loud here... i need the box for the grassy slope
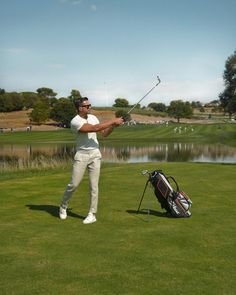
[0,162,235,295]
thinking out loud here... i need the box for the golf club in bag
[137,169,192,218]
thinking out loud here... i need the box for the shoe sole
[59,215,67,220]
[83,219,96,224]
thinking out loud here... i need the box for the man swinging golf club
[59,97,124,224]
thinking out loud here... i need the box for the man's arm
[100,125,115,138]
[79,118,123,136]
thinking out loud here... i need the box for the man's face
[79,100,92,115]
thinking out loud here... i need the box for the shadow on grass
[25,204,85,220]
[127,209,173,219]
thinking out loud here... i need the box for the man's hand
[112,117,124,127]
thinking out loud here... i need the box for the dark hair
[74,97,89,109]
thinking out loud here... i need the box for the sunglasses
[81,104,91,109]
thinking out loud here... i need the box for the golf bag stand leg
[137,179,150,214]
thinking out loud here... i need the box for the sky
[0,0,236,107]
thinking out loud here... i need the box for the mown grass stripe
[1,123,236,146]
[0,162,235,295]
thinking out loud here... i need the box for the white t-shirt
[70,114,100,150]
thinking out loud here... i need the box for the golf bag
[137,170,192,218]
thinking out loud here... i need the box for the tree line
[0,87,196,125]
[0,88,81,127]
[0,50,235,125]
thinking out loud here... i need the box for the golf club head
[141,170,149,176]
[127,75,161,115]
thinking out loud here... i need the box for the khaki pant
[61,149,101,214]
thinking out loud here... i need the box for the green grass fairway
[0,162,235,295]
[1,123,236,146]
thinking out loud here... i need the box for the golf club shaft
[127,76,161,114]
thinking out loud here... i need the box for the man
[59,97,124,224]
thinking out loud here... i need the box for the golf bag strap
[166,176,180,192]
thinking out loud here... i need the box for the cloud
[83,77,225,107]
[3,48,28,55]
[59,0,82,5]
[59,0,96,10]
[71,0,82,5]
[155,78,225,104]
[90,4,97,11]
[47,64,66,69]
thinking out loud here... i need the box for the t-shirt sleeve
[71,117,86,133]
[93,116,100,125]
[70,115,99,134]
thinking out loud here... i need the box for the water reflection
[0,142,236,170]
[0,144,75,170]
[100,143,236,163]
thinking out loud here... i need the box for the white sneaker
[83,213,96,224]
[59,206,67,220]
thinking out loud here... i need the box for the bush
[50,98,76,128]
[115,109,131,122]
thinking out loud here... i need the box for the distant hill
[0,108,227,132]
[0,109,171,132]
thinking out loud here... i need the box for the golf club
[127,75,161,115]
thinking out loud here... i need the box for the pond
[0,142,236,170]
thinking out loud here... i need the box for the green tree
[148,102,166,112]
[115,109,131,122]
[50,98,76,128]
[191,101,202,108]
[167,100,193,123]
[113,98,129,108]
[0,92,23,112]
[0,94,7,112]
[219,50,236,118]
[129,103,141,110]
[36,87,57,106]
[210,99,220,105]
[21,92,40,109]
[68,89,82,102]
[28,102,50,125]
